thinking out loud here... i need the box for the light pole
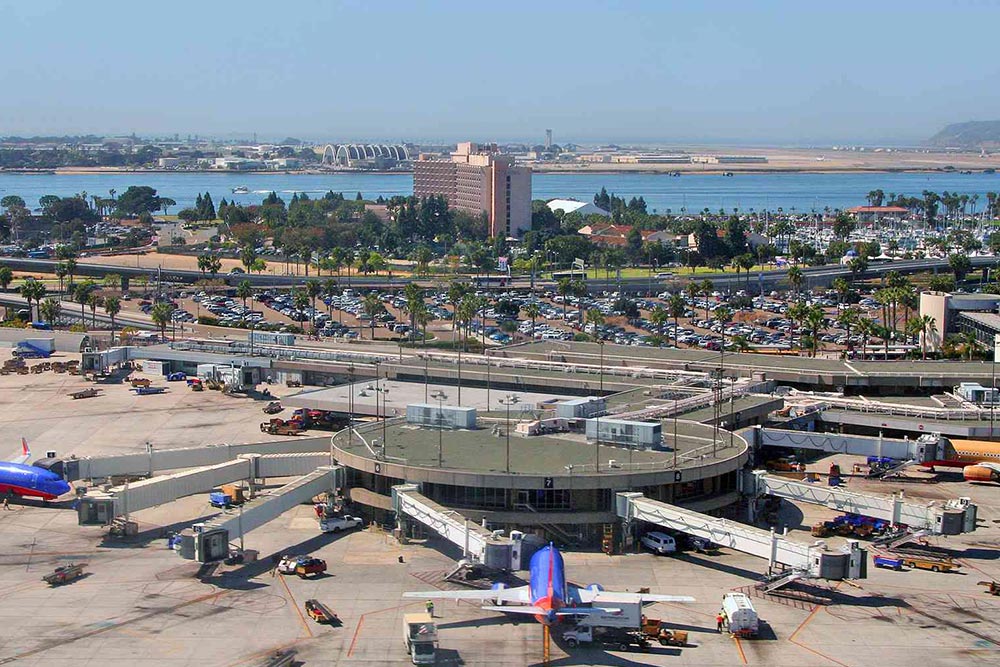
[374,374,389,452]
[498,394,520,473]
[431,390,447,468]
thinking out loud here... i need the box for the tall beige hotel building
[413,142,532,238]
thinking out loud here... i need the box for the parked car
[640,531,677,555]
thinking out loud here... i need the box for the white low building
[546,198,610,217]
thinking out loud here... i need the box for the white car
[320,515,364,533]
[640,531,677,555]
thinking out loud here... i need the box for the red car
[295,557,327,578]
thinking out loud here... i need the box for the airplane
[0,439,72,501]
[403,544,694,625]
[920,436,1000,483]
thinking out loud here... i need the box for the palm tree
[88,293,103,328]
[787,266,803,298]
[305,279,322,332]
[39,297,61,326]
[64,258,77,287]
[738,253,755,291]
[787,302,808,351]
[404,283,424,341]
[323,278,338,320]
[668,293,686,348]
[832,277,850,306]
[959,331,981,361]
[73,281,94,328]
[104,295,121,342]
[585,308,607,391]
[150,303,173,340]
[649,306,668,346]
[700,279,714,320]
[805,305,825,358]
[362,291,382,340]
[557,277,572,320]
[54,263,68,293]
[857,317,874,360]
[237,279,253,313]
[836,306,858,353]
[730,334,750,352]
[447,281,467,334]
[524,302,541,339]
[18,279,46,321]
[714,305,732,352]
[916,314,937,359]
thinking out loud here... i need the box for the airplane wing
[8,438,30,465]
[481,605,623,616]
[570,586,694,605]
[403,585,531,605]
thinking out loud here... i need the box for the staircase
[757,569,803,593]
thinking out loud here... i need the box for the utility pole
[431,390,447,468]
[499,394,520,473]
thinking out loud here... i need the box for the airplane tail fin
[9,438,31,464]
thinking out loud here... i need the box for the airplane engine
[964,464,1000,483]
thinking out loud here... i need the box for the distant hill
[928,121,1000,148]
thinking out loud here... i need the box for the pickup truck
[294,557,327,578]
[320,515,364,533]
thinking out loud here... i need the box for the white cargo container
[721,592,759,637]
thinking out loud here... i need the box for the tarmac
[1,352,999,666]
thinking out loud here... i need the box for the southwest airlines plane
[404,544,693,625]
[0,439,71,500]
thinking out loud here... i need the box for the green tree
[305,279,322,332]
[832,213,856,240]
[857,317,874,360]
[787,266,803,297]
[73,280,95,327]
[836,306,859,353]
[524,302,541,339]
[714,305,732,351]
[237,279,253,313]
[404,283,425,342]
[700,279,714,320]
[948,253,972,282]
[150,302,173,340]
[39,297,61,326]
[805,305,826,357]
[88,293,103,328]
[649,306,669,346]
[19,279,47,321]
[103,295,121,342]
[848,256,868,283]
[832,277,850,306]
[557,277,572,320]
[668,293,686,348]
[0,265,12,292]
[362,291,383,340]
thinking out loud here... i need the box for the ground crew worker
[716,613,725,633]
[426,601,435,617]
[3,496,9,510]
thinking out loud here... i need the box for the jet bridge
[392,484,518,570]
[750,427,944,465]
[78,452,334,526]
[62,436,333,481]
[743,471,977,535]
[616,492,866,581]
[188,466,342,562]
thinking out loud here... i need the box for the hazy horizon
[2,1,997,146]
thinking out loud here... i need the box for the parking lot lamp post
[499,394,520,473]
[431,390,448,468]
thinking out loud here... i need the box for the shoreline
[0,166,993,177]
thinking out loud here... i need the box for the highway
[2,254,995,293]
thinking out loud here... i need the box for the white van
[640,531,677,555]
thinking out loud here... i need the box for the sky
[1,0,998,146]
